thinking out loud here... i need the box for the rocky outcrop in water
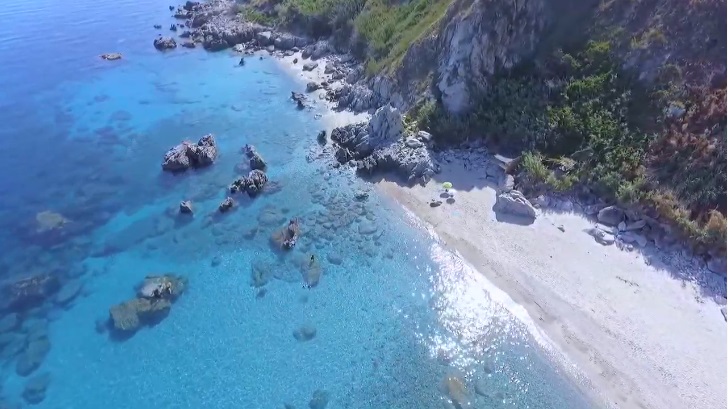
[244,144,266,170]
[331,106,437,184]
[229,169,268,197]
[0,273,60,313]
[162,134,218,172]
[493,190,537,221]
[108,275,187,336]
[218,197,234,213]
[153,36,177,50]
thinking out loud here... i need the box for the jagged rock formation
[331,106,436,184]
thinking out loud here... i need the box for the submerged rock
[308,390,329,409]
[250,259,274,287]
[293,325,317,342]
[162,134,218,172]
[35,211,69,232]
[54,281,82,306]
[22,372,51,404]
[16,338,51,377]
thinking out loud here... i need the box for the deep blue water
[0,0,596,408]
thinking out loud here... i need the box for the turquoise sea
[0,0,596,407]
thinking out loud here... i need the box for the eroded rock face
[436,0,547,113]
[162,134,218,172]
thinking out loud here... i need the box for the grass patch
[355,0,452,74]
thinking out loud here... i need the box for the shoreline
[265,46,726,409]
[375,153,727,409]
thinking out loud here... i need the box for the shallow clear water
[0,0,595,408]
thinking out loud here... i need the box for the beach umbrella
[442,182,453,190]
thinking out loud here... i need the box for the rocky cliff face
[434,0,547,113]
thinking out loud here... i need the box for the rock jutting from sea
[161,134,218,172]
[107,274,187,338]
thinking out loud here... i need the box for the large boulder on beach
[153,37,177,50]
[597,206,624,226]
[162,134,218,172]
[493,190,537,220]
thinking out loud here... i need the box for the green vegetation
[238,0,451,73]
[414,40,726,252]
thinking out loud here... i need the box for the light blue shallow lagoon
[0,0,596,408]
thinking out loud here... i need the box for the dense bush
[415,40,726,252]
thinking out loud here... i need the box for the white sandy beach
[377,152,727,409]
[268,49,727,409]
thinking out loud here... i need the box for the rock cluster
[107,275,187,337]
[161,1,310,53]
[331,106,436,184]
[161,134,218,172]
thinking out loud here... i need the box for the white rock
[493,190,537,220]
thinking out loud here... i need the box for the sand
[269,49,727,409]
[377,150,727,409]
